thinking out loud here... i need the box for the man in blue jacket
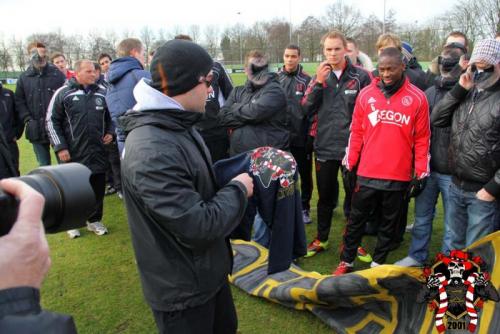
[106,38,151,154]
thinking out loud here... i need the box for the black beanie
[150,39,213,97]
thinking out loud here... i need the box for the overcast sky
[0,0,455,39]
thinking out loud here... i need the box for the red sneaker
[304,238,329,258]
[332,261,353,276]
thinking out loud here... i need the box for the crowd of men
[0,29,498,333]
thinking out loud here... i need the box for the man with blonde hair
[106,38,151,154]
[302,30,371,257]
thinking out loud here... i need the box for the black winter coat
[219,73,289,156]
[0,287,77,333]
[303,59,371,161]
[0,84,23,143]
[432,81,500,196]
[46,79,113,174]
[425,77,457,174]
[14,64,65,143]
[0,123,17,179]
[278,64,312,147]
[120,106,248,312]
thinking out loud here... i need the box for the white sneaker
[394,256,423,267]
[117,191,123,200]
[67,229,81,239]
[87,222,108,236]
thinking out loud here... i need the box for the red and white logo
[401,96,413,106]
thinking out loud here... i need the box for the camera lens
[17,163,95,233]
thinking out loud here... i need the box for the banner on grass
[229,232,500,334]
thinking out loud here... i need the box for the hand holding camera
[0,179,50,290]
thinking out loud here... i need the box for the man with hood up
[396,43,466,267]
[119,39,253,334]
[432,38,500,249]
[106,38,151,154]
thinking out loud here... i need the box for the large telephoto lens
[17,163,95,233]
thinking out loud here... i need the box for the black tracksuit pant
[290,145,313,211]
[340,185,406,264]
[316,159,352,241]
[88,173,106,223]
[105,141,122,192]
[152,281,237,334]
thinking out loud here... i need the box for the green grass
[12,73,446,333]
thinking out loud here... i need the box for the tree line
[0,0,498,73]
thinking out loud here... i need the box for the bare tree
[140,26,155,66]
[297,16,326,62]
[10,37,26,71]
[0,39,13,73]
[265,19,292,63]
[356,15,384,58]
[324,0,362,37]
[204,25,221,58]
[188,25,200,42]
[246,22,267,52]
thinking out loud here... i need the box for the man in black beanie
[119,39,253,334]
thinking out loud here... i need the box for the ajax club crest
[417,250,499,333]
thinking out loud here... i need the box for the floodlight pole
[289,0,292,43]
[383,0,386,34]
[237,12,243,66]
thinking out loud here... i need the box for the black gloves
[341,166,357,193]
[407,177,427,198]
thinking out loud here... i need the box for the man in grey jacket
[120,39,253,334]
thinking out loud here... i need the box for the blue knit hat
[402,42,414,63]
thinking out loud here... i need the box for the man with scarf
[219,50,288,247]
[432,39,500,249]
[396,43,466,267]
[334,47,430,275]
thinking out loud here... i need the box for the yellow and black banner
[230,232,500,333]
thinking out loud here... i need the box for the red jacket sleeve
[413,94,431,179]
[343,94,365,170]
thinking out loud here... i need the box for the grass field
[10,67,446,333]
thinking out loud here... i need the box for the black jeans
[316,159,352,241]
[340,185,406,264]
[105,141,122,192]
[88,173,106,223]
[152,282,237,334]
[290,145,313,211]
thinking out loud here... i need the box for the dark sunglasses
[199,76,213,88]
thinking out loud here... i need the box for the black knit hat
[150,39,213,96]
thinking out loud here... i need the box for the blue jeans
[447,183,498,249]
[32,142,51,166]
[252,212,271,248]
[408,172,452,263]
